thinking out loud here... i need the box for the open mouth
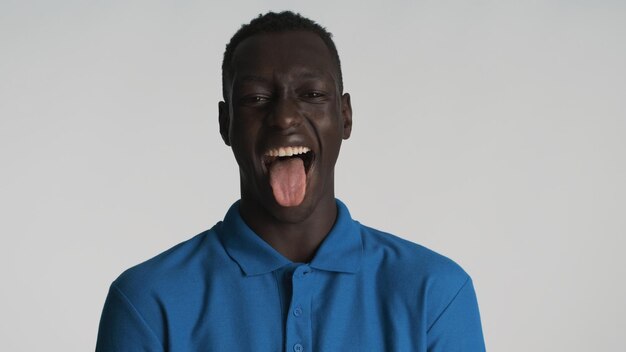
[263,146,314,174]
[263,146,315,207]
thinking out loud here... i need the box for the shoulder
[358,223,471,300]
[112,225,223,301]
[357,223,477,327]
[97,227,223,349]
[360,224,468,277]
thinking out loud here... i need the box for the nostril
[271,115,301,129]
[269,100,302,130]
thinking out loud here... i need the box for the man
[96,11,485,351]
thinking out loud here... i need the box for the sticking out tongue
[269,157,306,207]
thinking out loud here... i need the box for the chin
[266,196,319,224]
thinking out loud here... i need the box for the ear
[341,93,353,140]
[218,101,231,146]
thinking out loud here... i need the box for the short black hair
[221,11,343,100]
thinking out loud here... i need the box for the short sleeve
[427,278,486,352]
[96,284,164,352]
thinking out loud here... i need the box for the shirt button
[293,343,303,352]
[293,306,303,317]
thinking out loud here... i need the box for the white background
[1,1,625,351]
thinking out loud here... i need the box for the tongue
[269,157,306,207]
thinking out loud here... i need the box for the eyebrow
[294,70,327,80]
[237,70,329,84]
[236,75,271,84]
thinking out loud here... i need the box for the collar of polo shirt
[219,199,363,276]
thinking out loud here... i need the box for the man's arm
[96,284,164,352]
[427,278,486,352]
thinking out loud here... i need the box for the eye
[239,94,271,106]
[303,91,326,100]
[252,96,269,102]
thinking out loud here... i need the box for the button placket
[285,265,314,352]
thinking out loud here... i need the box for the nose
[268,96,302,131]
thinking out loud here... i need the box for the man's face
[219,31,352,223]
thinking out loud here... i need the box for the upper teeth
[266,146,310,157]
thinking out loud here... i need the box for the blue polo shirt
[96,200,485,351]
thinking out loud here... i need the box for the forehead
[230,31,338,83]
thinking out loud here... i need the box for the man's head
[218,11,352,224]
[221,11,343,101]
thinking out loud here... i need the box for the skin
[218,31,352,263]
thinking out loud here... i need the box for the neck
[239,195,337,263]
